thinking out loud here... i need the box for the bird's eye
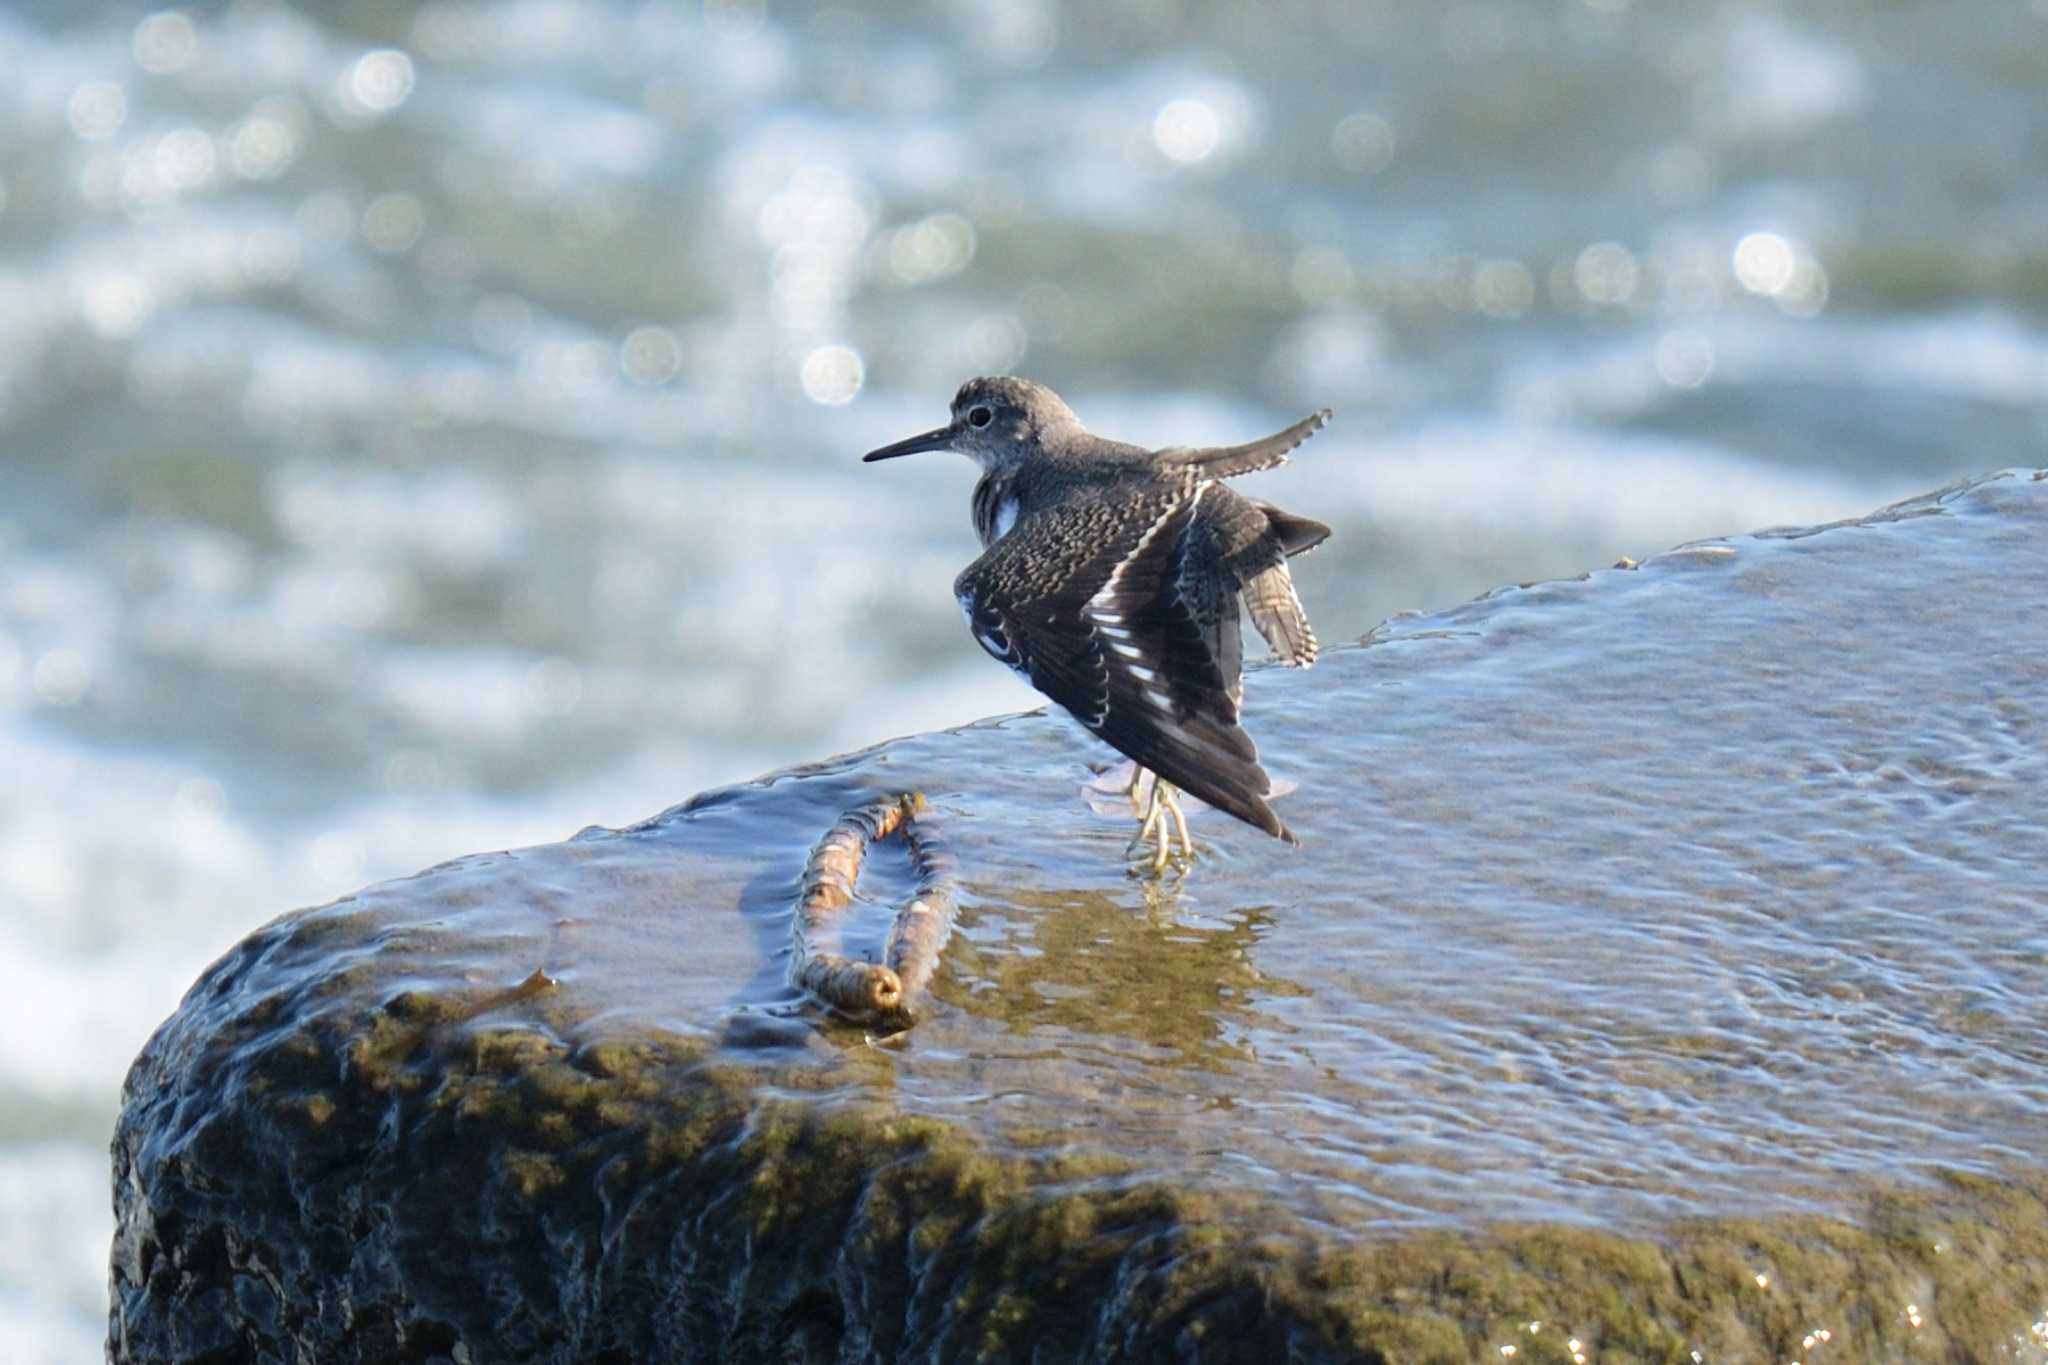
[967,405,994,428]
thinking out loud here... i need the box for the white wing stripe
[1085,488,1198,621]
[1082,486,1206,705]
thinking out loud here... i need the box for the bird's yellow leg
[1159,781,1194,865]
[1122,770,1198,874]
[1125,773,1165,861]
[1150,802,1172,874]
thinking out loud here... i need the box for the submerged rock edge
[111,837,2048,1363]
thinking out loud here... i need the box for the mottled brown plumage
[863,376,1331,853]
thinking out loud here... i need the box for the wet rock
[110,472,2048,1363]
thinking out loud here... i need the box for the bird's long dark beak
[861,424,959,462]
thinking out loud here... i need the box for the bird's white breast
[991,494,1019,540]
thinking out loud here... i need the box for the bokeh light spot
[756,166,871,251]
[1730,232,1828,316]
[33,650,90,707]
[345,49,416,117]
[1153,99,1220,164]
[887,212,977,284]
[67,81,128,140]
[1655,330,1715,389]
[1574,241,1639,306]
[362,193,425,253]
[154,128,218,191]
[1474,258,1536,319]
[800,344,864,405]
[620,325,682,385]
[1732,231,1797,295]
[132,11,198,75]
[982,0,1057,69]
[230,111,299,180]
[79,272,155,338]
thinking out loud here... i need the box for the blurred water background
[4,0,2046,1356]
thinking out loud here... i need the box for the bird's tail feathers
[1257,504,1332,557]
[1240,555,1318,667]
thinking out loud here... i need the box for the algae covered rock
[110,473,2048,1362]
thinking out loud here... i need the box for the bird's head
[861,376,1080,473]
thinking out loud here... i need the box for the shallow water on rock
[303,471,2048,1237]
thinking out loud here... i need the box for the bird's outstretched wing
[953,485,1292,842]
[1160,408,1333,481]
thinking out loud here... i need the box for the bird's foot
[1124,778,1196,875]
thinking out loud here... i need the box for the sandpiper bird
[863,376,1331,870]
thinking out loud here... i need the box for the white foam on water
[0,1288,106,1365]
[1500,311,2048,424]
[0,1145,113,1365]
[828,657,1047,759]
[0,717,768,1107]
[1310,420,1895,549]
[1719,310,2048,409]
